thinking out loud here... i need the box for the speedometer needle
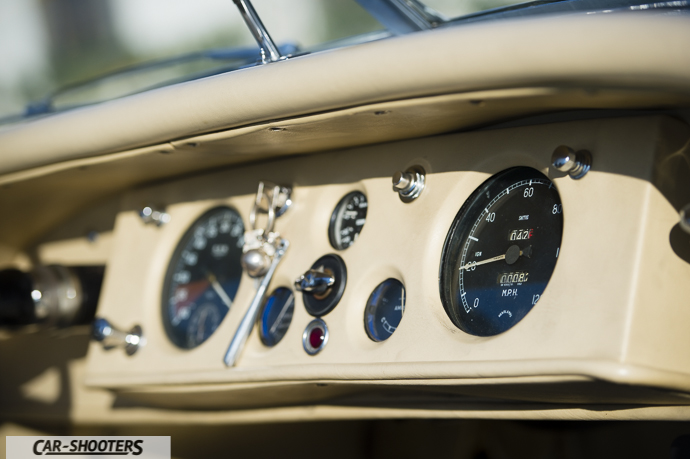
[459,254,505,271]
[207,271,233,308]
[459,245,531,271]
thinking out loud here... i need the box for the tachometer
[162,207,244,349]
[439,167,563,337]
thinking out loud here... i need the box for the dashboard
[1,8,690,458]
[81,114,690,413]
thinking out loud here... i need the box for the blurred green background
[0,0,519,120]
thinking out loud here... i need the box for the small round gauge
[328,191,368,250]
[439,167,563,337]
[364,278,406,342]
[162,206,244,349]
[259,287,295,347]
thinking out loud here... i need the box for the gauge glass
[439,167,563,337]
[364,278,406,342]
[259,287,295,347]
[162,206,244,349]
[328,191,367,250]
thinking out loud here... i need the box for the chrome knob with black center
[295,254,347,317]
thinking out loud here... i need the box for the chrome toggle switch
[224,181,291,367]
[92,318,145,356]
[551,145,592,179]
[139,206,171,226]
[680,204,690,234]
[224,239,288,367]
[294,269,335,295]
[392,166,425,202]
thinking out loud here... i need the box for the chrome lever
[224,239,288,367]
[294,269,335,294]
[92,318,145,356]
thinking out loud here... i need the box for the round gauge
[439,167,563,337]
[259,287,295,347]
[364,278,405,342]
[162,207,244,349]
[328,191,368,250]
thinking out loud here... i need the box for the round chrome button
[302,318,329,355]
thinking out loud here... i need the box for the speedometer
[162,207,244,349]
[439,167,563,337]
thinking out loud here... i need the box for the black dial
[364,278,405,342]
[162,207,244,349]
[329,191,368,250]
[439,167,563,337]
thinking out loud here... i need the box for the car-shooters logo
[6,437,170,459]
[33,439,143,455]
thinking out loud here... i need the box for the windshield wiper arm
[353,0,445,34]
[232,0,283,63]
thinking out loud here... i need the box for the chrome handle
[551,145,592,179]
[92,318,144,356]
[392,166,425,202]
[224,239,288,367]
[294,269,335,294]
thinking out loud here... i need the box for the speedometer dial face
[439,167,563,337]
[162,207,244,349]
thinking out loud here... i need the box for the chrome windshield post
[232,0,282,63]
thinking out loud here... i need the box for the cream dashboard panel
[86,116,690,398]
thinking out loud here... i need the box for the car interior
[1,1,690,457]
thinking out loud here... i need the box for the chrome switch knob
[92,318,144,356]
[392,166,425,202]
[551,145,592,179]
[241,248,272,278]
[392,171,414,192]
[294,269,335,295]
[681,204,690,234]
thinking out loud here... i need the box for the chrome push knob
[139,206,171,226]
[392,171,414,191]
[392,166,425,202]
[681,204,690,234]
[241,248,272,278]
[551,145,592,179]
[294,269,335,295]
[92,318,144,356]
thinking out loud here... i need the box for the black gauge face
[439,167,563,337]
[162,207,244,349]
[364,279,406,342]
[259,287,295,347]
[329,191,368,250]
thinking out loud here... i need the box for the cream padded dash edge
[0,12,688,175]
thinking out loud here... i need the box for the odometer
[162,207,244,349]
[439,167,563,336]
